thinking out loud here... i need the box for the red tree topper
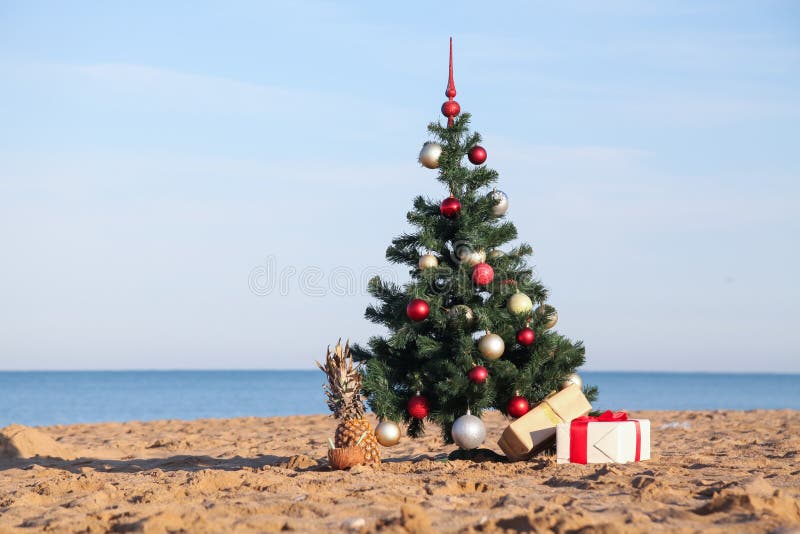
[442,37,459,127]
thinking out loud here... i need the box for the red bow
[569,410,640,464]
[572,410,628,424]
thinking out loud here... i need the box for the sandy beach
[1,410,798,533]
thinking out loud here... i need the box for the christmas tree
[353,39,597,445]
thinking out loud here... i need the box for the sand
[0,410,798,533]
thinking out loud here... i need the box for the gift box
[498,384,592,461]
[556,410,651,464]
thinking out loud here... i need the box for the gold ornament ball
[418,142,442,169]
[375,421,401,447]
[465,249,486,267]
[418,253,439,270]
[536,305,558,329]
[561,373,583,390]
[448,305,475,327]
[507,292,533,315]
[478,332,505,360]
[487,249,505,260]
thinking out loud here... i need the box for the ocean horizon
[1,370,798,428]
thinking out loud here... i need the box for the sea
[0,371,798,428]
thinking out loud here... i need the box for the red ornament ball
[407,394,430,419]
[406,298,430,321]
[472,262,494,286]
[507,395,530,418]
[468,365,489,384]
[440,196,461,218]
[441,100,461,118]
[516,327,536,347]
[468,145,487,165]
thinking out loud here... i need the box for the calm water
[0,371,798,427]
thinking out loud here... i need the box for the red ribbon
[569,411,641,464]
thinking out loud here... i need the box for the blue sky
[1,1,798,372]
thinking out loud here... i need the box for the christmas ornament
[406,298,430,321]
[432,275,450,293]
[487,249,505,260]
[418,253,439,270]
[317,340,380,465]
[468,365,488,384]
[516,327,536,347]
[561,372,583,390]
[418,142,442,169]
[472,262,494,285]
[463,249,486,267]
[441,100,461,119]
[507,395,530,418]
[451,409,486,450]
[454,242,471,263]
[536,305,558,329]
[440,196,461,218]
[468,145,487,165]
[478,332,505,360]
[407,394,429,419]
[507,292,533,315]
[488,189,509,216]
[448,305,475,327]
[442,37,460,128]
[375,421,401,447]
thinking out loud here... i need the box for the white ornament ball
[561,373,583,391]
[478,332,505,360]
[451,410,486,450]
[488,189,509,216]
[418,253,439,270]
[507,292,533,315]
[418,142,442,169]
[448,305,475,327]
[375,421,401,447]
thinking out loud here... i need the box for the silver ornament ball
[418,142,442,169]
[489,189,509,216]
[478,332,505,360]
[451,411,486,450]
[561,373,583,391]
[418,253,439,270]
[375,421,401,447]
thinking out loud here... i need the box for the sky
[0,1,798,372]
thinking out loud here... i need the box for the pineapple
[317,339,380,465]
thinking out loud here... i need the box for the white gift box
[556,413,651,464]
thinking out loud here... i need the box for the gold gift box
[498,384,592,461]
